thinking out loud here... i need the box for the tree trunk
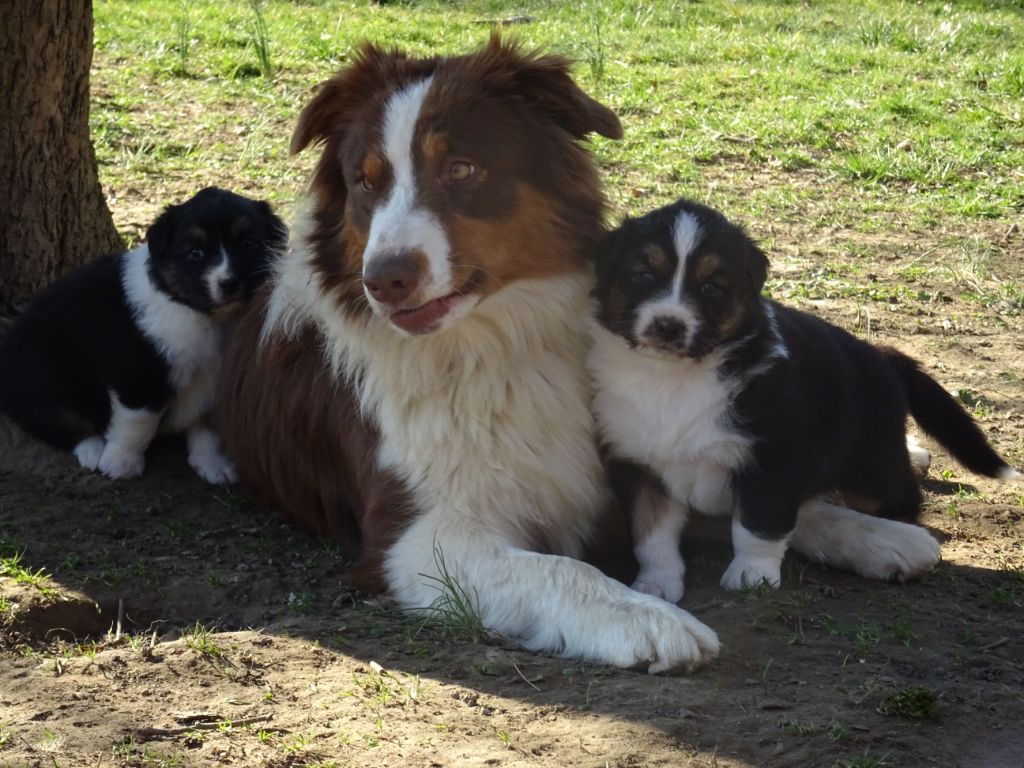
[0,0,122,309]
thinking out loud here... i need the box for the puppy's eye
[701,282,722,297]
[448,161,476,182]
[629,270,656,288]
[241,238,258,249]
[186,248,204,262]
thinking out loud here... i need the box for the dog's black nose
[219,276,242,298]
[647,316,687,346]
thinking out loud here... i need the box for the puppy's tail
[881,347,1019,480]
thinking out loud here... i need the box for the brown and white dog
[217,38,721,673]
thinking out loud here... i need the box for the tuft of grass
[841,751,890,768]
[0,551,61,601]
[878,686,940,719]
[419,541,486,643]
[246,0,273,78]
[182,621,224,659]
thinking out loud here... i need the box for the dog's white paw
[906,434,931,479]
[632,563,686,604]
[629,598,720,674]
[98,444,145,479]
[855,520,941,582]
[73,437,106,471]
[720,556,782,591]
[189,447,237,485]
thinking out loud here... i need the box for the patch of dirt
[2,219,1022,768]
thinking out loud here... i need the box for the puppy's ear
[480,34,622,141]
[253,200,288,250]
[742,239,770,294]
[145,204,180,260]
[594,222,628,284]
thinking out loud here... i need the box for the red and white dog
[218,38,720,672]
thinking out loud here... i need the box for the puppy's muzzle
[643,315,688,350]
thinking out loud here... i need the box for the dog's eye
[186,248,204,261]
[629,270,655,288]
[448,161,476,182]
[358,175,374,192]
[701,282,722,297]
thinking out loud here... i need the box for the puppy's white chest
[589,324,750,515]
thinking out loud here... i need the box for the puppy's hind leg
[631,481,689,603]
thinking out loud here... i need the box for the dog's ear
[145,204,180,260]
[742,238,770,294]
[481,34,622,141]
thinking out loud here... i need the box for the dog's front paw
[856,520,940,582]
[98,445,145,479]
[632,563,686,604]
[636,600,720,674]
[73,437,106,471]
[189,447,237,485]
[720,556,781,591]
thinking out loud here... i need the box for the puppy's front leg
[631,479,689,603]
[720,470,797,590]
[98,393,163,479]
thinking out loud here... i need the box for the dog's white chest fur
[121,245,223,430]
[588,322,750,515]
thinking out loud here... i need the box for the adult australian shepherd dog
[218,39,945,671]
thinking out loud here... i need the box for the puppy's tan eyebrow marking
[187,226,207,243]
[644,244,668,269]
[695,253,722,282]
[230,217,252,237]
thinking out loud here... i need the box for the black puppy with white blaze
[589,198,1020,600]
[0,187,286,482]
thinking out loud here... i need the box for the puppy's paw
[189,447,238,485]
[906,434,931,479]
[720,557,782,591]
[73,437,106,471]
[632,564,686,604]
[98,445,145,479]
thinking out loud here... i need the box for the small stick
[980,636,1009,653]
[114,599,125,642]
[511,661,541,692]
[132,714,276,738]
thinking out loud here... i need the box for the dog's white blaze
[670,211,702,299]
[97,392,162,479]
[263,222,721,672]
[363,76,452,306]
[720,519,789,590]
[204,247,232,306]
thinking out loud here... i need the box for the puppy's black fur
[0,187,285,478]
[593,198,1015,553]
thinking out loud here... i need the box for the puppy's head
[594,199,768,360]
[291,35,621,336]
[146,187,287,314]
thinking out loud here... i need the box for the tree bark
[0,0,122,308]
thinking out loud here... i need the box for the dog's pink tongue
[390,295,455,334]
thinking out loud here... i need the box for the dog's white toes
[637,600,720,674]
[190,449,237,485]
[859,522,941,582]
[73,437,106,471]
[632,565,686,604]
[98,445,145,479]
[720,557,782,591]
[906,434,931,479]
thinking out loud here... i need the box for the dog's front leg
[384,515,720,674]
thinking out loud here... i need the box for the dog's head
[292,35,622,335]
[146,187,287,313]
[594,199,768,360]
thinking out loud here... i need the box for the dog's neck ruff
[263,211,608,555]
[121,244,222,390]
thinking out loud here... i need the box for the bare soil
[1,218,1022,768]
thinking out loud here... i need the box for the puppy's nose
[363,252,423,306]
[647,316,687,346]
[219,276,242,298]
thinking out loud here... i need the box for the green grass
[0,551,61,601]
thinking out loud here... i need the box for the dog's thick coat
[590,198,1018,600]
[217,40,723,672]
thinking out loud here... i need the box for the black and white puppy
[0,187,286,482]
[589,198,1020,600]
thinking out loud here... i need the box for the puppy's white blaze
[790,499,940,581]
[205,248,232,306]
[720,519,788,590]
[363,76,452,305]
[631,488,689,604]
[670,211,702,300]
